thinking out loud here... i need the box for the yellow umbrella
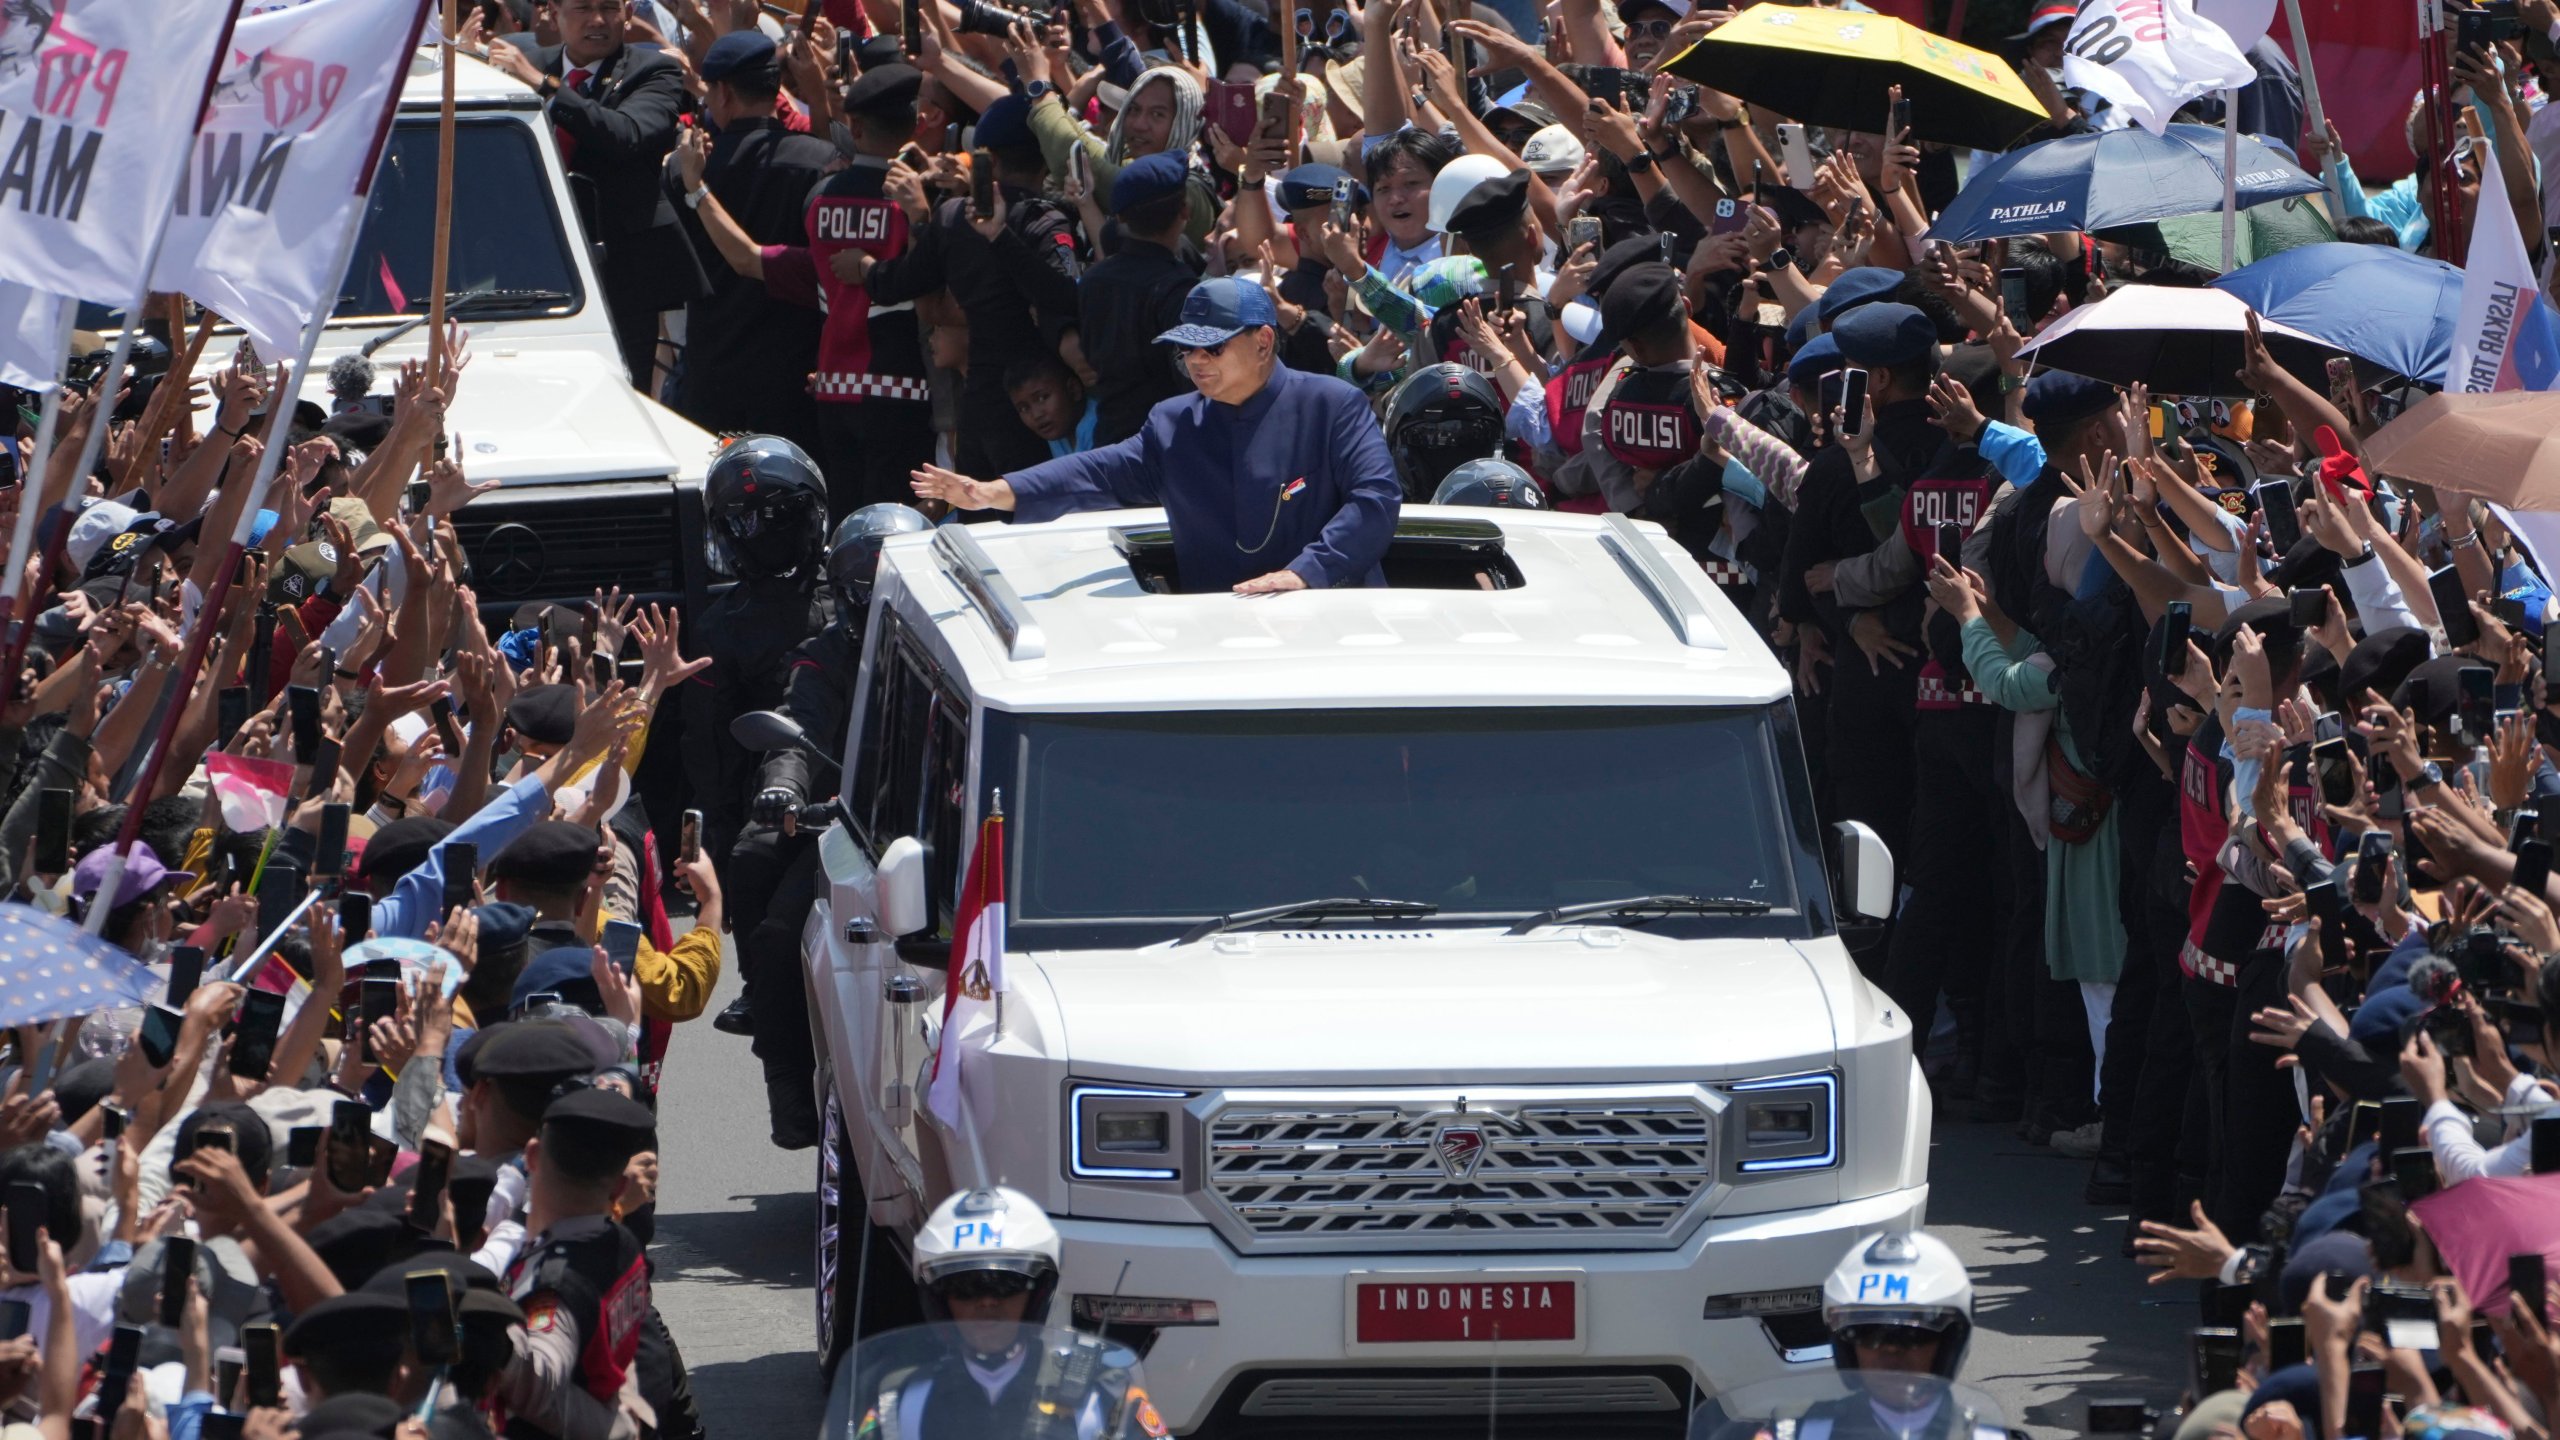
[1663,8,2049,152]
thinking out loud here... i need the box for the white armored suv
[803,507,1930,1435]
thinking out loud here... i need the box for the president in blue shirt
[912,278,1401,594]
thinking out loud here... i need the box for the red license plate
[1353,1279,1578,1343]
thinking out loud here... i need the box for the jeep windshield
[332,117,584,323]
[998,705,1827,942]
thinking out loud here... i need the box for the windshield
[1004,706,1819,934]
[333,117,583,322]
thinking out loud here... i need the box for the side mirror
[731,709,832,763]
[1832,820,1895,923]
[877,836,929,938]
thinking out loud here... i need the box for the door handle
[883,973,924,1006]
[843,915,879,944]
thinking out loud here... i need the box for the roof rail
[1599,514,1721,650]
[932,525,1047,662]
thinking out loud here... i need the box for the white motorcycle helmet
[912,1186,1064,1327]
[1820,1230,1974,1381]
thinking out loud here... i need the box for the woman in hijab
[1028,62,1219,239]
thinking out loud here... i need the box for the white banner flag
[0,282,69,392]
[0,0,235,306]
[153,0,433,355]
[2062,0,2257,135]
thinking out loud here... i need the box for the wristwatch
[1766,245,1795,271]
[1023,79,1054,101]
[2342,541,2377,569]
[1623,149,1657,174]
[684,183,708,210]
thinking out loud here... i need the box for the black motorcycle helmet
[1431,458,1546,509]
[705,436,829,580]
[1383,363,1506,503]
[827,503,932,615]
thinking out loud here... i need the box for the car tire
[815,1074,920,1374]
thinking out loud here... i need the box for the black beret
[844,61,923,118]
[2022,370,2117,430]
[504,683,579,747]
[2340,626,2434,707]
[1599,262,1684,345]
[1445,168,1531,238]
[487,821,603,890]
[1585,234,1665,301]
[297,1394,406,1439]
[359,816,456,886]
[303,1208,438,1292]
[363,1253,526,1325]
[283,1288,409,1356]
[853,34,904,71]
[542,1086,658,1162]
[460,1018,614,1086]
[2393,654,2472,729]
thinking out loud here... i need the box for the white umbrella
[2018,284,2346,399]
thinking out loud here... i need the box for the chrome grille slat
[1203,1091,1714,1250]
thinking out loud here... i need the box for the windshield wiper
[1174,897,1438,947]
[1505,894,1772,936]
[358,288,576,356]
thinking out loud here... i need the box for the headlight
[1726,1073,1838,1173]
[1067,1084,1191,1182]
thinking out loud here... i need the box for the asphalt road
[650,939,2191,1440]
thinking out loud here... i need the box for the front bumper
[1053,1183,1927,1434]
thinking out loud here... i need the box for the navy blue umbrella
[2209,242,2464,385]
[1929,125,2325,243]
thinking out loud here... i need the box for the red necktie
[554,67,590,165]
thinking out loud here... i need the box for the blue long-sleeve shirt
[376,776,555,938]
[1005,362,1402,592]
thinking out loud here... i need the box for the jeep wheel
[815,1079,918,1374]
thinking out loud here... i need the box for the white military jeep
[800,507,1931,1435]
[193,50,722,626]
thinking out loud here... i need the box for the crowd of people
[0,0,2557,1434]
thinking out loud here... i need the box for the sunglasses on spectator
[1628,18,1674,37]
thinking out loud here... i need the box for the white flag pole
[2221,86,2241,272]
[0,296,83,620]
[2277,0,2343,216]
[62,223,184,503]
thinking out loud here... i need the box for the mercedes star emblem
[479,522,544,599]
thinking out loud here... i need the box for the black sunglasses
[1181,337,1236,358]
[940,1269,1035,1301]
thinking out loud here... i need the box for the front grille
[1239,1372,1683,1417]
[449,486,685,605]
[1203,1089,1715,1252]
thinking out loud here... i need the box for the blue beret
[700,29,778,82]
[1787,332,1843,388]
[1278,163,1357,212]
[973,93,1034,151]
[1815,266,1904,325]
[1830,301,1935,367]
[1110,151,1189,215]
[2022,369,2119,429]
[1783,304,1818,355]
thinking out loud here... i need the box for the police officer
[737,504,930,1148]
[494,1087,660,1440]
[1431,458,1546,509]
[684,437,831,1035]
[852,1186,1165,1440]
[1078,153,1202,446]
[910,278,1401,595]
[1778,303,1950,894]
[838,93,1084,479]
[1383,363,1507,502]
[678,63,939,518]
[1801,1231,1999,1440]
[667,32,836,450]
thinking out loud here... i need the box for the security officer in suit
[487,0,705,388]
[668,31,838,453]
[912,278,1402,594]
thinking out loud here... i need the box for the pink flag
[2411,1171,2560,1317]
